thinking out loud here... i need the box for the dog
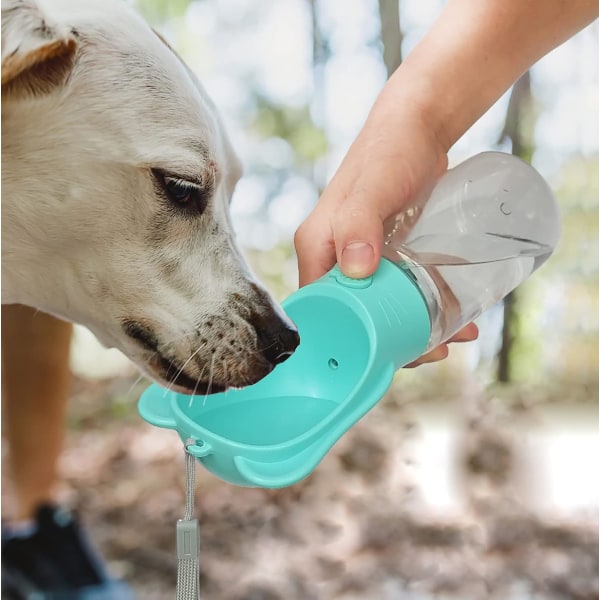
[1,0,300,396]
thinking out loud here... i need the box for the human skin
[295,0,598,365]
[2,306,73,519]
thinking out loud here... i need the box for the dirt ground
[2,373,598,600]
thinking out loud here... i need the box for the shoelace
[176,439,200,600]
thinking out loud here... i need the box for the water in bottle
[382,152,561,350]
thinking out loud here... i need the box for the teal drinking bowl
[138,259,431,488]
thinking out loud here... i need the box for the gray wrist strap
[176,439,200,600]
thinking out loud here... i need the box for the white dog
[1,0,299,395]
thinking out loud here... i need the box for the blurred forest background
[4,1,598,599]
[124,0,599,387]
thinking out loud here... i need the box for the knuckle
[293,220,311,249]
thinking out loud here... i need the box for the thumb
[330,154,418,279]
[333,202,385,279]
[332,166,437,278]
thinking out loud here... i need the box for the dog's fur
[2,0,299,394]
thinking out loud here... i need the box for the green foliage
[133,0,193,25]
[251,95,329,163]
[245,244,298,301]
[129,0,596,387]
[555,155,599,211]
[510,153,598,385]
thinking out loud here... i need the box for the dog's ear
[1,0,77,100]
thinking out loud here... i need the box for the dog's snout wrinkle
[122,319,158,352]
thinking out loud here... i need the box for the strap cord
[176,439,200,600]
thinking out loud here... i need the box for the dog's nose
[256,318,300,367]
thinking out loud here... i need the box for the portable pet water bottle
[381,151,560,350]
[139,152,560,488]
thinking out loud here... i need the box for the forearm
[295,0,595,357]
[377,0,598,152]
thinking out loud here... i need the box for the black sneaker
[1,504,135,600]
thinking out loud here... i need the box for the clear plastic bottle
[382,152,561,350]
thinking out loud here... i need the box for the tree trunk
[378,0,403,78]
[496,72,533,383]
[307,0,328,192]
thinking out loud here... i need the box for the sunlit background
[74,0,599,385]
[61,1,598,598]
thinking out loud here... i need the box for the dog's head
[1,0,299,393]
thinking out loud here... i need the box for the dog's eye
[153,170,209,214]
[164,176,196,204]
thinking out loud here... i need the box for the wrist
[382,67,454,159]
[366,77,449,183]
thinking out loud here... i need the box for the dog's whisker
[187,364,208,408]
[202,354,216,408]
[125,371,147,398]
[160,345,203,397]
[164,367,185,397]
[258,339,279,353]
[172,344,204,385]
[160,351,180,399]
[188,369,203,408]
[221,359,228,394]
[151,325,285,400]
[161,376,173,399]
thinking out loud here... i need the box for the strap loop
[176,439,200,600]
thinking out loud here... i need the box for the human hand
[294,97,478,365]
[296,96,447,285]
[294,0,597,366]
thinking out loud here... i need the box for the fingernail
[341,241,375,277]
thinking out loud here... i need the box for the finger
[330,157,418,279]
[332,203,383,279]
[447,322,479,343]
[295,216,337,287]
[405,323,479,368]
[404,343,449,368]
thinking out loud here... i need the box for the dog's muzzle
[254,315,300,368]
[122,309,299,394]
